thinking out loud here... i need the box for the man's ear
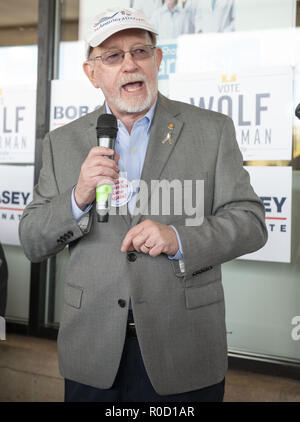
[83,60,100,88]
[155,47,163,71]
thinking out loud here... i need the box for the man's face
[83,29,162,116]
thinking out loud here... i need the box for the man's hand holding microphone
[74,146,120,211]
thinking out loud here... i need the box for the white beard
[101,72,158,114]
[114,88,156,113]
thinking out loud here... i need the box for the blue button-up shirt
[110,101,154,215]
[71,101,183,260]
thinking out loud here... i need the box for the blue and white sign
[50,80,104,130]
[158,41,177,80]
[0,85,36,163]
[0,165,34,245]
[170,67,293,161]
[240,166,292,263]
[158,41,177,97]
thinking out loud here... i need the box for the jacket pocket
[64,283,83,309]
[185,280,224,309]
[184,265,220,288]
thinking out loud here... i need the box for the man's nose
[121,51,139,71]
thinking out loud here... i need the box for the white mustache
[118,73,147,89]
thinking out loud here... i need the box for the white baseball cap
[85,8,158,50]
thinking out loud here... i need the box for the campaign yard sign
[169,67,293,161]
[0,165,34,245]
[50,80,104,131]
[240,166,292,263]
[0,85,36,163]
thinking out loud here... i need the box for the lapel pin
[162,123,175,145]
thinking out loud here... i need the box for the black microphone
[296,103,300,120]
[96,113,118,222]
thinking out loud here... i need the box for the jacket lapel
[131,95,183,227]
[86,104,106,149]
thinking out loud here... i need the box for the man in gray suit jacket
[19,7,267,402]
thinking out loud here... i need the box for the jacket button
[127,252,137,262]
[118,299,126,308]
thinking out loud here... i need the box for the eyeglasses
[88,45,156,66]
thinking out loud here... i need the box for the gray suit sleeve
[19,133,92,263]
[173,117,268,279]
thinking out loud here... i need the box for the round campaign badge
[111,177,133,207]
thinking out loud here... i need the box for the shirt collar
[105,98,157,134]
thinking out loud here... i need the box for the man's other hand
[121,219,179,257]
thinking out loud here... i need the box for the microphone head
[96,113,118,138]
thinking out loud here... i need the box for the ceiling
[0,0,79,28]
